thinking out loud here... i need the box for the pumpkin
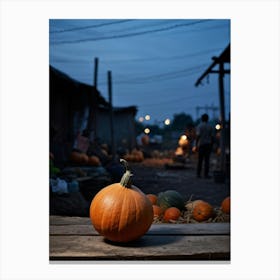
[185,199,204,212]
[89,159,153,243]
[221,197,230,214]
[192,201,214,222]
[88,155,101,166]
[157,190,185,211]
[80,153,89,164]
[146,194,157,205]
[131,149,144,162]
[70,151,81,163]
[152,205,163,218]
[163,207,181,222]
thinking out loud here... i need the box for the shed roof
[50,65,108,107]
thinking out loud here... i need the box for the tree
[170,113,194,131]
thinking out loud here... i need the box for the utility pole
[88,57,99,141]
[218,61,226,173]
[94,57,98,88]
[108,71,116,161]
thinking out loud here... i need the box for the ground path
[130,160,230,208]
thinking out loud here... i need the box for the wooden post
[108,71,116,161]
[89,58,99,141]
[218,62,226,173]
[94,57,98,88]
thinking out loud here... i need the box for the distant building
[50,66,137,164]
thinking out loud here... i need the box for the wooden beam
[195,60,217,87]
[210,70,230,74]
[108,71,116,161]
[218,62,226,173]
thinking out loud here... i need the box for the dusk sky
[49,19,230,124]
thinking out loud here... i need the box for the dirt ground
[50,155,230,217]
[129,158,230,208]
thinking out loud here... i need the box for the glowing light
[144,128,150,134]
[138,117,144,122]
[181,135,187,141]
[145,115,151,121]
[164,118,171,125]
[215,124,221,130]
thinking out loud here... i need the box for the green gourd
[157,190,185,211]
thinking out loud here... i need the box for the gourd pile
[89,159,230,243]
[123,149,144,162]
[146,192,230,224]
[70,151,101,166]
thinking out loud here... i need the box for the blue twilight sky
[49,19,230,125]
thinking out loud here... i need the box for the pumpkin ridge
[118,187,129,234]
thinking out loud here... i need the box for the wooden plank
[50,216,92,225]
[50,223,230,236]
[49,235,230,260]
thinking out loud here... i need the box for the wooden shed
[96,105,138,152]
[49,66,108,164]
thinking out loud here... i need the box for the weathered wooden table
[50,216,230,261]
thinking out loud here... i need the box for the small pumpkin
[192,201,214,222]
[157,190,185,211]
[80,153,89,164]
[221,196,230,214]
[146,194,157,205]
[89,159,153,243]
[88,155,101,166]
[152,205,163,218]
[70,151,82,163]
[164,207,181,222]
[185,199,204,212]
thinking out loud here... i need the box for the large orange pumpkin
[221,197,230,214]
[89,159,153,243]
[163,207,181,222]
[192,201,214,222]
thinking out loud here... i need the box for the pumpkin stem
[120,159,133,188]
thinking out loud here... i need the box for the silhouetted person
[195,114,213,178]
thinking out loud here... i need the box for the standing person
[195,113,213,178]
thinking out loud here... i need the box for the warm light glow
[145,115,151,121]
[181,135,187,141]
[215,124,221,130]
[164,118,171,125]
[144,128,150,134]
[139,117,144,122]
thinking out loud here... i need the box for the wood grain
[50,223,230,236]
[50,235,230,260]
[49,216,230,261]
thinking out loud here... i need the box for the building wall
[96,109,137,152]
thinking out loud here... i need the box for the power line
[50,19,213,45]
[50,19,134,34]
[137,94,209,107]
[50,47,223,65]
[101,47,223,63]
[97,63,209,85]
